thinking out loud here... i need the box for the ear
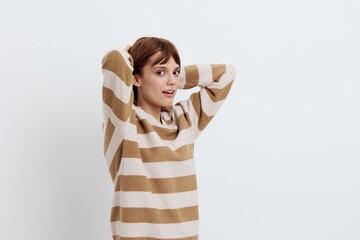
[133,75,141,87]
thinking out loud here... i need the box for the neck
[137,99,162,123]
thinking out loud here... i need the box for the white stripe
[102,115,108,134]
[117,49,134,69]
[133,106,178,129]
[102,103,128,168]
[196,64,235,88]
[204,64,236,89]
[102,102,127,128]
[102,69,132,103]
[197,64,213,87]
[113,190,198,209]
[102,48,134,71]
[200,90,226,116]
[176,100,201,140]
[137,127,193,150]
[198,64,235,116]
[178,66,187,89]
[111,220,199,238]
[104,127,124,167]
[103,103,137,141]
[122,119,137,142]
[119,158,196,178]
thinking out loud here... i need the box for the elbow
[226,64,236,81]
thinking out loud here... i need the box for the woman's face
[134,51,180,112]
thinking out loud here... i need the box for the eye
[156,70,165,76]
[173,70,180,76]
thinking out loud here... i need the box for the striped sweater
[101,48,235,240]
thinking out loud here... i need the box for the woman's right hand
[125,45,132,53]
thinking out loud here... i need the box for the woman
[101,37,236,240]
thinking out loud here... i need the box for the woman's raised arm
[178,63,236,140]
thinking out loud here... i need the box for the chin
[163,102,173,107]
[162,100,174,107]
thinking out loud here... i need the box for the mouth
[162,90,176,98]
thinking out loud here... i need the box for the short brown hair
[127,37,181,104]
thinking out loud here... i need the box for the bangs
[130,37,181,75]
[150,43,180,67]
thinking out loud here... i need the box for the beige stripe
[137,122,179,140]
[105,127,124,167]
[111,220,199,239]
[204,81,233,102]
[199,90,226,116]
[134,115,192,141]
[108,141,123,181]
[103,86,133,122]
[183,65,199,89]
[103,117,115,155]
[140,144,194,163]
[113,190,198,209]
[119,158,196,179]
[189,93,214,131]
[211,64,226,81]
[103,69,133,103]
[121,140,194,162]
[121,140,141,159]
[112,235,198,240]
[102,103,128,129]
[204,64,236,89]
[137,128,193,150]
[110,205,198,223]
[115,174,198,193]
[102,50,133,87]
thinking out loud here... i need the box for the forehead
[148,51,179,68]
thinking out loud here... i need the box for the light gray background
[1,0,359,239]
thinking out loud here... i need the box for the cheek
[142,78,163,94]
[150,77,166,89]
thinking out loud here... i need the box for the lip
[162,89,176,98]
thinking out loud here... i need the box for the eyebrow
[153,66,180,70]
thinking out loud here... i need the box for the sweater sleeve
[178,64,236,140]
[101,49,134,125]
[101,49,134,181]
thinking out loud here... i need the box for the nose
[167,74,177,85]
